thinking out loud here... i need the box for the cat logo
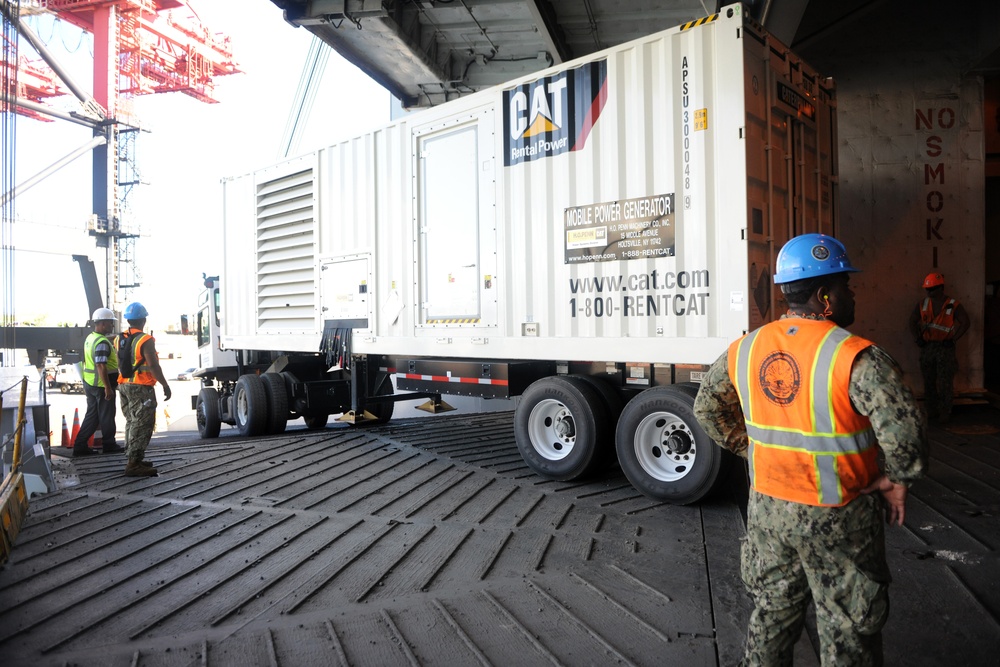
[758,351,801,407]
[509,76,568,140]
[502,59,608,166]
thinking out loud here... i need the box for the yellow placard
[694,108,708,131]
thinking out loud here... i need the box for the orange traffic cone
[71,408,81,443]
[89,429,102,449]
[61,415,71,448]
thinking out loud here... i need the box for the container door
[414,109,497,328]
[743,39,837,331]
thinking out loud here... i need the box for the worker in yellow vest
[73,307,124,457]
[908,272,970,423]
[116,302,172,477]
[694,233,927,666]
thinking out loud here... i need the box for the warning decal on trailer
[503,59,608,167]
[776,82,816,121]
[564,193,676,263]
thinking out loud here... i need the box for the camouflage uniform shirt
[694,316,928,665]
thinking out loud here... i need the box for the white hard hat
[92,307,117,321]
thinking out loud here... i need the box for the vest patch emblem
[758,351,801,406]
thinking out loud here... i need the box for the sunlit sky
[9,0,390,331]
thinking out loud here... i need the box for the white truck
[49,363,84,394]
[193,3,838,504]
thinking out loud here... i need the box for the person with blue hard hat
[116,301,172,477]
[694,233,927,666]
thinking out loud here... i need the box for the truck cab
[196,276,238,378]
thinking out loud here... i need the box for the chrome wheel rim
[527,398,576,461]
[633,411,695,482]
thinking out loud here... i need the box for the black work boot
[124,458,157,477]
[73,446,97,457]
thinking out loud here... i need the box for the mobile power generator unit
[194,3,837,505]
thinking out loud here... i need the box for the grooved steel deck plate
[2,410,999,666]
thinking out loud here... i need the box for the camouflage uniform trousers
[740,491,890,667]
[919,342,958,421]
[118,383,157,461]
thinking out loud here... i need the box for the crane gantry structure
[2,0,238,317]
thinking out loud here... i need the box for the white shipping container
[221,4,836,365]
[210,4,838,504]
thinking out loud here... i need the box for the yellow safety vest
[82,331,119,388]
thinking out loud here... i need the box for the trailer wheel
[676,381,701,396]
[514,376,610,481]
[196,387,222,439]
[365,372,395,424]
[570,374,623,469]
[234,374,267,437]
[260,373,289,435]
[304,413,328,430]
[615,385,723,504]
[673,382,734,483]
[571,374,624,420]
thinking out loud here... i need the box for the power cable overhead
[279,35,329,160]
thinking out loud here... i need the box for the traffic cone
[89,429,102,449]
[71,408,81,443]
[61,415,71,448]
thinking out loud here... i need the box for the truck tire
[60,384,69,394]
[365,372,395,424]
[570,374,623,470]
[570,374,624,420]
[234,374,267,437]
[303,413,328,430]
[260,373,289,435]
[196,387,222,439]
[615,385,723,504]
[514,376,610,481]
[676,381,701,395]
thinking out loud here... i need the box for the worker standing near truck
[693,234,928,665]
[909,272,970,424]
[73,307,123,457]
[116,302,172,477]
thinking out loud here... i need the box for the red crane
[1,33,62,121]
[44,0,238,109]
[2,0,239,307]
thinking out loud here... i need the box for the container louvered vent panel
[256,168,316,330]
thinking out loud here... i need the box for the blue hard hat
[123,302,148,319]
[773,233,860,285]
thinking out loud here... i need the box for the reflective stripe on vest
[920,297,958,341]
[728,318,879,506]
[82,331,118,387]
[119,329,157,386]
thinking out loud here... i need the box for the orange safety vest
[728,318,880,506]
[117,328,157,386]
[919,297,959,342]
